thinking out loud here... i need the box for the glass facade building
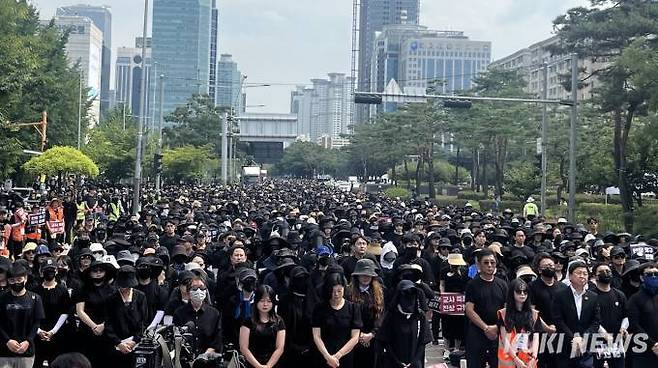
[152,0,212,119]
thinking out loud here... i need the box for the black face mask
[404,247,418,258]
[9,282,25,293]
[463,237,473,247]
[137,267,151,280]
[91,276,105,286]
[57,268,68,277]
[43,270,57,281]
[291,277,307,294]
[540,268,556,278]
[398,290,417,313]
[598,273,612,284]
[242,278,256,292]
[318,256,330,267]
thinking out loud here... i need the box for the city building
[356,0,420,123]
[114,38,153,128]
[490,36,602,101]
[49,15,103,126]
[57,5,112,118]
[317,135,351,150]
[290,73,354,146]
[209,0,220,102]
[216,54,244,113]
[152,0,213,118]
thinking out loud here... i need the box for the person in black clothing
[552,261,601,368]
[610,247,627,290]
[55,255,81,292]
[312,271,362,368]
[339,235,380,279]
[159,220,180,253]
[590,263,627,368]
[392,233,434,287]
[73,258,117,368]
[508,229,536,262]
[0,263,45,368]
[464,248,508,368]
[135,256,168,328]
[224,267,258,346]
[346,259,385,368]
[279,266,317,367]
[440,252,469,356]
[627,262,658,368]
[34,258,72,366]
[376,280,432,368]
[173,274,223,355]
[239,285,286,368]
[529,253,566,368]
[105,265,149,366]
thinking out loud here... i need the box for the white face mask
[189,289,207,304]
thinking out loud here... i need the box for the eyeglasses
[644,272,658,278]
[515,289,528,295]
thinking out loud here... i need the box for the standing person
[464,248,508,368]
[440,252,469,358]
[496,278,540,368]
[523,197,539,221]
[73,258,118,368]
[529,253,566,368]
[45,198,65,243]
[552,260,601,368]
[312,271,362,368]
[279,266,316,367]
[105,265,149,367]
[340,235,379,279]
[375,280,432,368]
[34,258,71,366]
[346,259,385,368]
[627,262,658,368]
[239,285,286,368]
[173,275,223,356]
[590,263,627,368]
[0,263,45,368]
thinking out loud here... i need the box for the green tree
[162,145,218,183]
[22,146,99,178]
[552,0,658,230]
[274,141,344,178]
[164,94,224,155]
[84,108,138,182]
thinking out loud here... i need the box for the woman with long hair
[497,278,540,368]
[239,284,286,368]
[347,259,385,368]
[312,271,362,368]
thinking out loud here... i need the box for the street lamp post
[156,74,165,194]
[132,0,149,215]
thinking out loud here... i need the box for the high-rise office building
[152,0,213,118]
[114,40,152,126]
[209,0,220,102]
[357,0,420,123]
[57,5,112,119]
[216,54,244,113]
[291,73,354,147]
[48,15,103,126]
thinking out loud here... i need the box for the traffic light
[154,153,163,174]
[354,93,383,105]
[443,99,472,109]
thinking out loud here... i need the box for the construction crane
[7,111,49,151]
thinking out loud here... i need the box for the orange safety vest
[10,223,24,242]
[497,309,538,368]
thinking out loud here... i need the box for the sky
[31,0,588,113]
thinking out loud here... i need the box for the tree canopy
[23,146,99,177]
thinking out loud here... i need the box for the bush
[479,200,525,213]
[384,187,410,199]
[435,196,471,208]
[457,190,487,201]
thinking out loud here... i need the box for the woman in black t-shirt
[312,271,362,368]
[239,285,286,368]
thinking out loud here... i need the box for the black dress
[241,316,285,368]
[311,300,363,368]
[33,283,72,365]
[376,309,432,368]
[441,266,468,343]
[105,289,149,367]
[278,292,315,367]
[349,287,382,368]
[72,283,117,368]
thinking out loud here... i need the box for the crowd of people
[0,180,656,368]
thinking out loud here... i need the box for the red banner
[429,292,465,315]
[48,220,64,234]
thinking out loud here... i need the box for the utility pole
[221,112,228,185]
[77,70,83,150]
[568,54,579,223]
[155,74,165,194]
[540,63,548,215]
[133,0,149,215]
[151,62,158,131]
